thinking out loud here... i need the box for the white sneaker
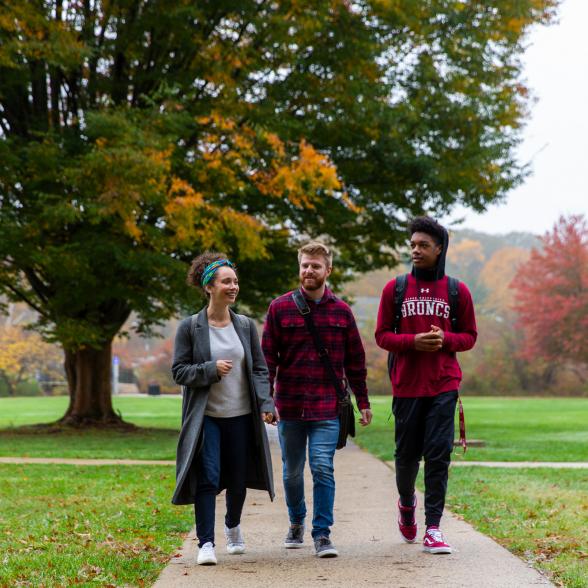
[197,542,217,565]
[225,524,245,554]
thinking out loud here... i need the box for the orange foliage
[479,247,530,318]
[0,324,63,395]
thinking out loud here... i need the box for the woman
[171,252,275,566]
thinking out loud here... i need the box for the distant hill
[345,228,539,321]
[450,229,540,256]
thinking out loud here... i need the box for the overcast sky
[442,0,588,236]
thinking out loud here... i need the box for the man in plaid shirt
[262,241,372,558]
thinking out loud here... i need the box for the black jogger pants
[393,390,457,528]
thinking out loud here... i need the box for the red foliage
[512,215,588,364]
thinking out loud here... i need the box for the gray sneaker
[225,524,245,554]
[284,523,305,548]
[314,536,338,558]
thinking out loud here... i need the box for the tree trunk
[541,363,558,390]
[59,341,125,427]
[0,371,15,397]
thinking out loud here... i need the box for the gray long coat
[171,308,275,505]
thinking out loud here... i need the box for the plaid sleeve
[261,301,279,396]
[344,310,370,410]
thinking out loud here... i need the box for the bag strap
[387,274,408,378]
[291,290,348,402]
[392,274,409,333]
[458,395,467,453]
[447,276,460,332]
[393,274,460,332]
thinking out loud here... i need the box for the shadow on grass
[0,424,180,460]
[0,422,178,435]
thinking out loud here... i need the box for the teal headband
[201,259,235,287]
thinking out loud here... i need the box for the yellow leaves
[479,247,530,317]
[163,176,267,260]
[0,2,88,68]
[232,132,255,154]
[90,141,174,242]
[0,324,63,389]
[255,139,342,210]
[197,112,236,132]
[195,114,355,215]
[447,238,486,267]
[82,112,355,259]
[220,209,267,261]
[168,178,203,203]
[504,17,527,34]
[123,219,142,241]
[298,139,341,190]
[164,178,205,244]
[265,133,286,157]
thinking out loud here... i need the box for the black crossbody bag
[291,290,356,450]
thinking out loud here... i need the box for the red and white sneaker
[398,496,417,543]
[423,526,452,554]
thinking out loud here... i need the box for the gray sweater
[205,323,251,417]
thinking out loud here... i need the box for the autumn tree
[512,215,588,385]
[0,1,557,424]
[0,324,64,397]
[445,237,487,300]
[134,338,177,395]
[479,246,530,319]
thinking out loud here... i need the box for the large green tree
[0,0,556,424]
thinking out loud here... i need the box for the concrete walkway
[2,456,585,469]
[450,461,588,469]
[154,428,554,588]
[0,457,174,465]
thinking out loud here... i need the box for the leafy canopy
[513,215,588,367]
[0,0,557,349]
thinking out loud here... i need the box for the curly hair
[187,251,233,296]
[408,216,445,246]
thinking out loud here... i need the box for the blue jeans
[278,419,339,539]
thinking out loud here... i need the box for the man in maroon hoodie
[375,216,477,554]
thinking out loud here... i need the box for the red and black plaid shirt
[261,288,369,421]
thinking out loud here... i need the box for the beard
[300,276,325,291]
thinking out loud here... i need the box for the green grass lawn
[0,396,181,460]
[446,468,588,588]
[354,396,588,462]
[3,395,587,462]
[1,395,587,587]
[0,464,192,587]
[353,396,588,588]
[0,395,182,429]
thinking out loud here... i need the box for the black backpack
[387,274,460,378]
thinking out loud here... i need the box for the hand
[261,412,274,425]
[414,326,443,352]
[272,406,280,424]
[430,325,445,340]
[359,408,372,426]
[216,359,233,377]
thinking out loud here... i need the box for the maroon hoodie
[375,230,477,397]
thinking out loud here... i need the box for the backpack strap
[388,274,460,379]
[447,276,460,332]
[392,274,409,334]
[387,274,409,377]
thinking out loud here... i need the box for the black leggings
[194,414,253,547]
[393,391,457,528]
